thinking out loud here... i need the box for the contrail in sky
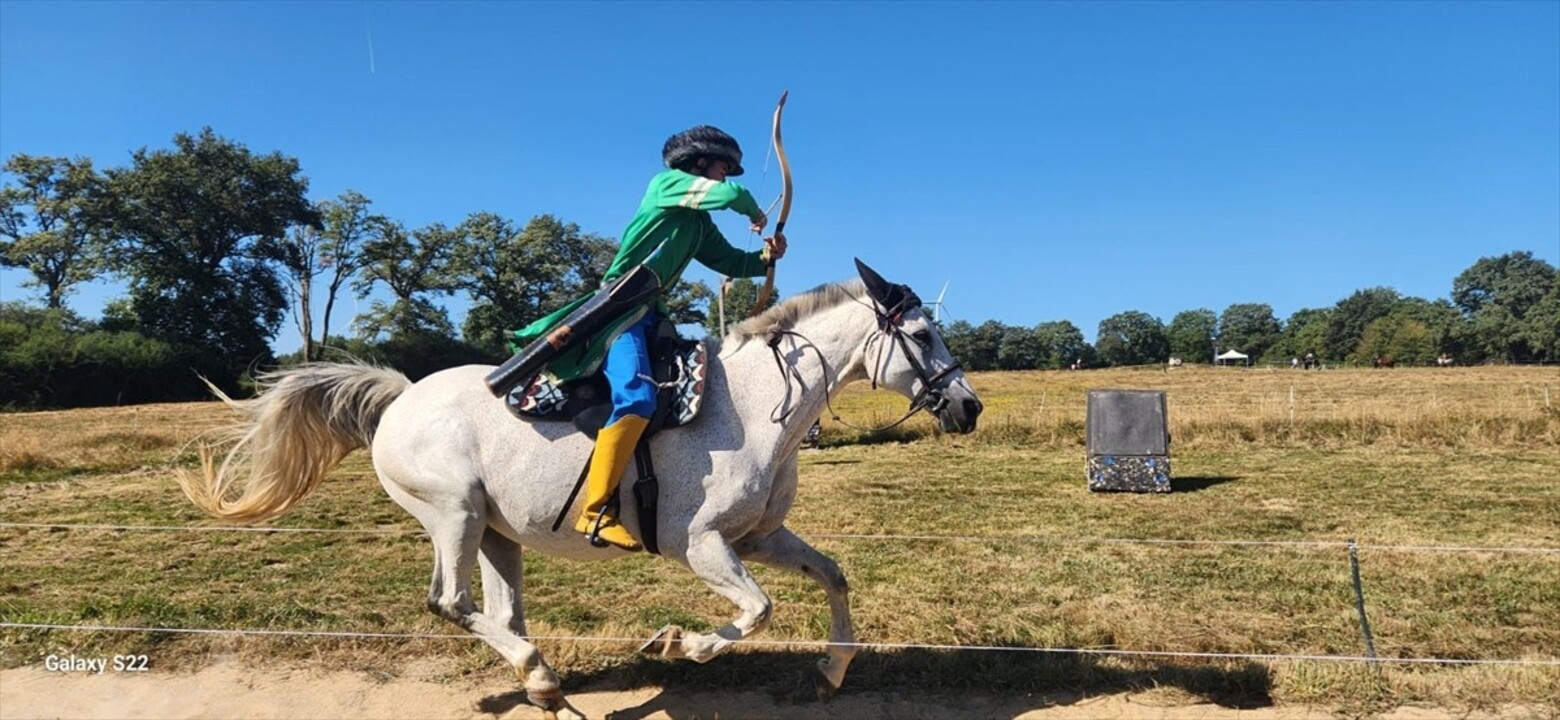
[367,29,376,74]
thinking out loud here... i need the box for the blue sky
[2,1,1556,353]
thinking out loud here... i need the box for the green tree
[0,154,111,309]
[703,277,779,337]
[309,191,384,360]
[353,220,460,340]
[1521,281,1560,364]
[1096,311,1169,367]
[1166,309,1217,364]
[453,213,615,355]
[105,129,316,389]
[1218,303,1281,363]
[1268,307,1331,364]
[1452,251,1558,364]
[1033,320,1088,369]
[1325,287,1401,362]
[997,326,1043,370]
[665,279,714,329]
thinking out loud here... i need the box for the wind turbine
[930,280,950,324]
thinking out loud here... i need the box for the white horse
[181,262,983,719]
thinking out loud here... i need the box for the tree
[1096,311,1169,367]
[702,277,779,337]
[452,213,615,355]
[664,279,714,329]
[1325,287,1401,362]
[278,222,326,363]
[312,191,383,360]
[1521,280,1560,364]
[997,326,1044,370]
[105,129,317,389]
[0,154,111,309]
[1451,251,1558,364]
[1218,303,1281,363]
[1166,309,1217,364]
[353,220,460,340]
[1268,307,1331,364]
[1032,320,1088,369]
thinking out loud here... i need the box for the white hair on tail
[177,362,410,522]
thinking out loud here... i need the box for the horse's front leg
[735,525,856,701]
[641,530,772,663]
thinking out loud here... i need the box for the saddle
[504,318,709,438]
[502,318,708,555]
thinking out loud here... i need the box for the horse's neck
[718,302,873,452]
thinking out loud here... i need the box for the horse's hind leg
[736,526,856,701]
[478,527,565,709]
[384,484,573,717]
[642,531,772,664]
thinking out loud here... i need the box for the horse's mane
[715,279,868,352]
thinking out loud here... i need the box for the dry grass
[821,364,1560,450]
[1,365,1556,715]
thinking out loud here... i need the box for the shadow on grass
[1172,475,1240,492]
[478,647,1273,718]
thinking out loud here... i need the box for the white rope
[3,523,1557,555]
[2,622,1554,667]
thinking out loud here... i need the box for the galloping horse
[180,262,983,719]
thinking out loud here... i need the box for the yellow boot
[575,415,650,551]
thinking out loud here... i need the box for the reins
[762,297,962,434]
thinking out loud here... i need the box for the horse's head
[853,259,983,434]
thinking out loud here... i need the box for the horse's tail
[178,362,412,523]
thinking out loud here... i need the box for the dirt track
[1,662,1544,720]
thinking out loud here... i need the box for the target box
[1086,389,1171,493]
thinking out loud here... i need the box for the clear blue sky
[3,1,1557,353]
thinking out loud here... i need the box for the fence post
[1347,539,1380,674]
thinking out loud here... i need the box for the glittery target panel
[1085,389,1172,493]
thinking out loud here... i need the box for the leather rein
[764,297,963,433]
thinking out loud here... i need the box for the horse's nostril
[964,398,983,417]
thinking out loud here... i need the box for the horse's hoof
[525,687,563,712]
[638,624,683,657]
[812,664,840,703]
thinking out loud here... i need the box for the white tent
[1215,349,1250,366]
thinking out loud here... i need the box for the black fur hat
[662,125,745,176]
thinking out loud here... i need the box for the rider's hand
[763,232,787,263]
[750,213,768,234]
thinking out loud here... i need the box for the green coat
[509,169,771,382]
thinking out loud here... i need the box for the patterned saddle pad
[505,337,708,437]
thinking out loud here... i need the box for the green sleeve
[649,170,764,223]
[694,226,768,278]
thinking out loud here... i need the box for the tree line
[942,252,1558,371]
[2,129,1556,408]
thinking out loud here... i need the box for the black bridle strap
[765,323,960,434]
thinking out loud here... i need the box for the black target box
[1086,389,1171,493]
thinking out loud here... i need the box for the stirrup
[587,513,610,548]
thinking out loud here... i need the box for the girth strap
[551,448,594,533]
[632,440,661,555]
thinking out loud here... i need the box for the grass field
[2,364,1557,715]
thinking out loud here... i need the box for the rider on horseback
[506,125,787,551]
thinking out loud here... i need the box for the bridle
[765,292,964,433]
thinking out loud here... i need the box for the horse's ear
[854,258,893,307]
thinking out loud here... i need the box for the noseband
[765,294,963,433]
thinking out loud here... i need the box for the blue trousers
[603,313,658,426]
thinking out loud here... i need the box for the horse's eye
[912,330,933,347]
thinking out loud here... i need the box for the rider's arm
[650,170,764,225]
[692,226,767,279]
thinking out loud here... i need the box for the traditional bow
[749,90,791,318]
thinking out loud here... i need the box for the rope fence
[2,520,1557,670]
[3,522,1557,555]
